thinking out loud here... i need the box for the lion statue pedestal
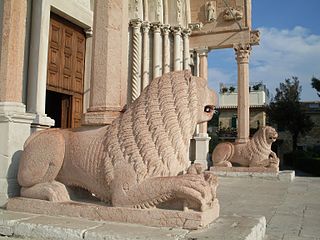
[211,126,280,173]
[7,71,220,230]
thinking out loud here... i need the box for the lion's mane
[246,126,273,161]
[102,71,199,185]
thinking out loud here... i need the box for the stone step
[0,209,266,240]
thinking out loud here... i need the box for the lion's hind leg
[212,142,233,167]
[18,129,70,202]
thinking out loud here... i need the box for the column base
[0,102,35,207]
[192,134,211,169]
[31,114,55,131]
[82,110,122,126]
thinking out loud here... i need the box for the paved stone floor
[217,176,320,240]
[1,176,320,240]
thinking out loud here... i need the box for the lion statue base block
[7,197,220,230]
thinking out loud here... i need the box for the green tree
[267,77,314,150]
[311,77,320,97]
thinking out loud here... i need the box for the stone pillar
[83,0,128,125]
[83,28,93,113]
[162,24,171,74]
[27,0,54,129]
[193,47,210,169]
[152,22,162,79]
[141,22,150,90]
[130,19,142,101]
[172,26,182,71]
[0,0,34,206]
[182,28,191,70]
[234,43,252,143]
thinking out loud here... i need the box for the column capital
[234,43,252,63]
[195,47,209,57]
[130,18,143,28]
[182,28,192,38]
[161,24,171,35]
[151,22,162,33]
[141,22,150,32]
[84,28,93,38]
[171,25,183,35]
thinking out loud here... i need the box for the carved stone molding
[250,30,260,45]
[234,43,251,63]
[188,22,203,31]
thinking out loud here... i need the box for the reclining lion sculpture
[18,71,217,211]
[212,126,279,169]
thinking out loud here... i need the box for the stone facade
[0,0,258,206]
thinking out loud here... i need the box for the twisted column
[234,43,252,143]
[182,28,191,70]
[142,22,150,89]
[152,22,162,78]
[172,26,182,71]
[162,24,171,74]
[130,19,142,102]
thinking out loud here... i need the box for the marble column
[83,28,93,113]
[162,24,171,74]
[193,47,210,169]
[83,0,128,125]
[142,22,150,90]
[182,28,191,70]
[234,43,252,143]
[197,47,209,135]
[130,19,142,101]
[152,22,162,78]
[172,26,182,71]
[26,0,54,128]
[0,0,34,206]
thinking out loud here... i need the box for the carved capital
[151,22,162,33]
[141,22,150,33]
[182,28,192,38]
[188,22,203,31]
[84,28,93,38]
[130,18,142,29]
[171,25,182,36]
[195,47,209,57]
[250,30,260,45]
[234,43,251,63]
[161,24,171,35]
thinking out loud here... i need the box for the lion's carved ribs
[212,126,280,170]
[17,71,218,212]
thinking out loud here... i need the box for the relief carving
[206,1,216,22]
[223,7,243,21]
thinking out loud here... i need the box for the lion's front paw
[269,157,280,168]
[187,163,205,175]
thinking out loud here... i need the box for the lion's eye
[204,105,213,113]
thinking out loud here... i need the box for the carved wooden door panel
[47,13,86,128]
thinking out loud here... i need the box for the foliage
[252,83,262,91]
[267,76,314,150]
[311,77,320,97]
[229,86,235,92]
[221,87,228,93]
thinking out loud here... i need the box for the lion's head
[193,75,217,124]
[256,126,278,145]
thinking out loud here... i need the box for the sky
[207,0,320,102]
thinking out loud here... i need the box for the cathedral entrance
[45,13,86,128]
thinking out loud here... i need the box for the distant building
[214,82,270,140]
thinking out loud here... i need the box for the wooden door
[47,13,86,128]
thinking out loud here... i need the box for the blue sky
[208,0,320,101]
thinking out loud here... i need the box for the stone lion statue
[212,126,279,169]
[17,71,217,211]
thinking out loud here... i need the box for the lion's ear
[184,70,193,84]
